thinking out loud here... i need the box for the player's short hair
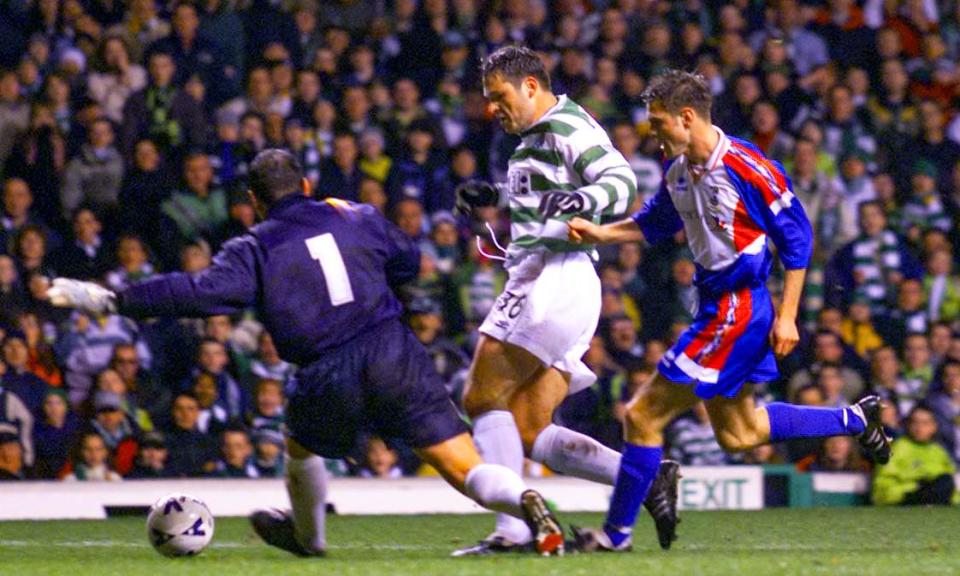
[481,45,551,91]
[248,148,304,206]
[641,69,712,119]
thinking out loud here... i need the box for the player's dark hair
[248,148,304,206]
[641,69,712,119]
[481,45,551,91]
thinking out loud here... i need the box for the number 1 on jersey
[305,233,355,306]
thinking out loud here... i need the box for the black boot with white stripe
[850,395,892,465]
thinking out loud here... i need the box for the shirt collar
[687,126,729,181]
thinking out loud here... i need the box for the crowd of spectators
[0,0,958,504]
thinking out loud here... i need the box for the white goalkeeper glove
[47,278,118,316]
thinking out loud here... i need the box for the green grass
[1,508,958,576]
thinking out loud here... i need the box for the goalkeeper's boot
[249,509,324,558]
[643,459,681,550]
[852,395,892,465]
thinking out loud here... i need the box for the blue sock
[603,443,662,547]
[766,402,865,442]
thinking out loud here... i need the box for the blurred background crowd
[0,0,958,505]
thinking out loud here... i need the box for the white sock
[472,410,532,544]
[464,463,527,518]
[286,455,327,554]
[530,424,621,485]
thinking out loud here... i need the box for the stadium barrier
[2,469,955,520]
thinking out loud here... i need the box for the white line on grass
[0,540,444,551]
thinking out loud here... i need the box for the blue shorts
[658,284,778,399]
[286,319,469,458]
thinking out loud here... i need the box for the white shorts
[479,249,600,395]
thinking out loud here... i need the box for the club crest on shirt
[709,187,721,206]
[676,176,688,192]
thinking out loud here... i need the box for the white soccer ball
[146,493,215,557]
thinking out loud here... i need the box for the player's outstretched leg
[250,439,327,557]
[459,336,547,553]
[416,432,565,556]
[764,395,891,464]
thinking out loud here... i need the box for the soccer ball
[146,493,215,557]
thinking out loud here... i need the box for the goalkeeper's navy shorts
[286,318,468,458]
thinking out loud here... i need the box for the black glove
[455,180,499,216]
[538,191,586,218]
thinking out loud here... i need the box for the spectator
[902,160,951,242]
[839,299,884,359]
[386,119,452,214]
[870,345,913,419]
[318,131,362,202]
[88,389,138,474]
[358,128,393,184]
[189,337,243,419]
[358,436,403,479]
[605,315,644,372]
[872,405,958,506]
[611,121,660,206]
[4,106,68,229]
[120,49,206,163]
[57,309,152,408]
[191,371,228,435]
[94,368,151,430]
[2,329,49,416]
[250,331,292,385]
[666,403,729,466]
[926,359,960,463]
[151,2,239,107]
[104,234,154,292]
[212,425,258,478]
[0,427,24,480]
[247,377,284,433]
[64,431,123,481]
[53,208,114,281]
[17,311,61,387]
[788,138,849,255]
[160,152,228,249]
[0,256,27,327]
[788,330,865,403]
[801,436,869,473]
[830,201,905,314]
[923,249,960,322]
[109,342,168,426]
[87,34,147,124]
[117,138,172,250]
[127,430,170,478]
[407,297,469,399]
[163,392,217,477]
[60,118,125,220]
[252,427,284,477]
[900,333,935,415]
[0,379,34,470]
[1,178,48,256]
[31,389,79,478]
[0,69,30,170]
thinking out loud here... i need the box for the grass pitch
[1,508,957,576]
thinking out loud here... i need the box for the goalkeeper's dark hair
[642,69,712,120]
[481,45,551,91]
[248,148,304,206]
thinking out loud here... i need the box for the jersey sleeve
[555,133,638,218]
[631,174,683,245]
[368,206,420,287]
[728,152,813,270]
[117,235,260,318]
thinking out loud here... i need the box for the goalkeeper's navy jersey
[117,194,419,366]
